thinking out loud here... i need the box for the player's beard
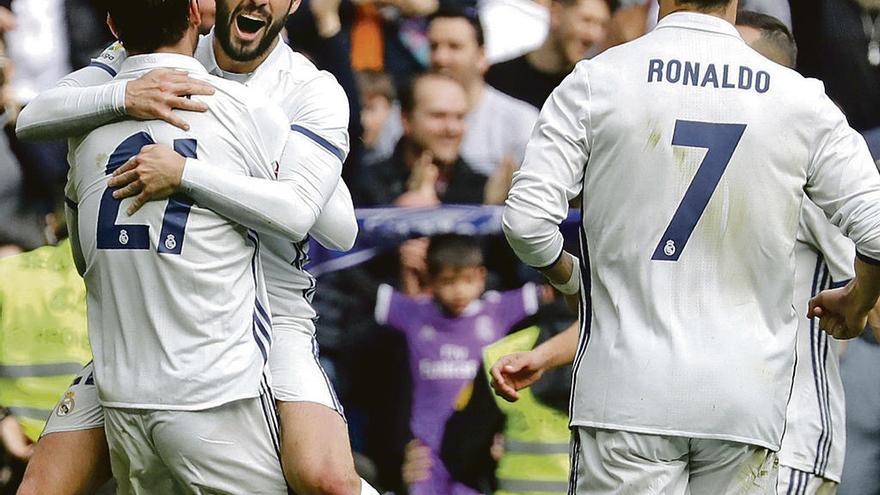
[215,1,290,62]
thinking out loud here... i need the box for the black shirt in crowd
[355,140,488,206]
[485,55,567,110]
[791,0,880,132]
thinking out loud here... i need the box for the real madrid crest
[57,391,76,417]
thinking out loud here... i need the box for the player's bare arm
[809,258,880,339]
[490,320,579,402]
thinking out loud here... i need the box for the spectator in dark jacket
[356,71,486,206]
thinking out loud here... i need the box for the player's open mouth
[235,13,267,41]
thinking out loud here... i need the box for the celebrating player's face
[215,0,292,61]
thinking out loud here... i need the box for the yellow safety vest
[483,327,571,495]
[0,240,90,441]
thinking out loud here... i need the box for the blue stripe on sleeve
[64,197,78,210]
[89,61,117,77]
[290,125,345,162]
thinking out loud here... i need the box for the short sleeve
[493,283,540,330]
[375,284,419,331]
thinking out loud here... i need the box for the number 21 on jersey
[96,132,196,255]
[652,120,746,262]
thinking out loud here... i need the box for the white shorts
[776,466,837,495]
[570,427,778,495]
[104,394,287,495]
[269,318,343,415]
[41,362,105,437]
[42,321,343,436]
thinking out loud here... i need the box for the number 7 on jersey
[652,120,747,262]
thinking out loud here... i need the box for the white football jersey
[95,33,350,327]
[504,13,880,449]
[66,53,289,410]
[780,202,854,481]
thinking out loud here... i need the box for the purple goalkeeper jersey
[375,283,540,495]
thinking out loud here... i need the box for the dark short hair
[427,234,484,277]
[428,6,485,48]
[675,0,732,10]
[356,70,397,103]
[399,71,462,115]
[736,10,797,68]
[105,0,192,54]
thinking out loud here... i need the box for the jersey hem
[778,459,842,483]
[99,390,261,412]
[568,420,780,451]
[41,422,105,438]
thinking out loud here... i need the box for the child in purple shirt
[375,234,540,495]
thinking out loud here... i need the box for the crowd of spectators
[1,0,880,494]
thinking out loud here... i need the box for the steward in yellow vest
[0,239,90,441]
[441,325,573,494]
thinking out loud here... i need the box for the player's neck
[131,33,199,58]
[213,36,280,74]
[658,1,737,24]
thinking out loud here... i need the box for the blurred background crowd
[1,0,880,494]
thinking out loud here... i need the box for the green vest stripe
[0,363,85,377]
[497,480,570,493]
[9,406,52,421]
[505,440,570,455]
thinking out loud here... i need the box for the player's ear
[288,0,302,15]
[190,0,203,29]
[106,13,119,40]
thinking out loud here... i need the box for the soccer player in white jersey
[736,12,854,494]
[492,0,880,493]
[65,0,291,493]
[15,1,376,494]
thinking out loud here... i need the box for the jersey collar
[654,12,742,40]
[119,53,209,76]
